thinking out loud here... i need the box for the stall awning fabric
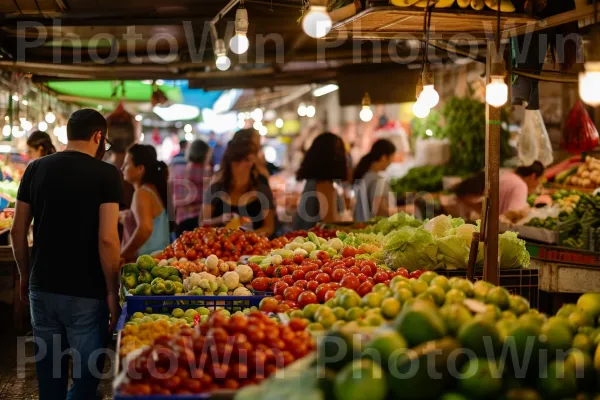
[48,81,184,103]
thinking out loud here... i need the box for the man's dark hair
[67,109,107,141]
[110,137,131,154]
[179,140,189,150]
[515,161,545,178]
[187,139,210,164]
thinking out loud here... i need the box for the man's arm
[11,200,33,304]
[99,202,121,332]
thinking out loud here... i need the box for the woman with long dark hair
[202,137,276,236]
[26,131,56,160]
[292,132,348,230]
[120,144,170,260]
[353,139,397,221]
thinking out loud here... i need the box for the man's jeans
[29,291,109,400]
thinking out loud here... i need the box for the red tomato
[342,246,360,258]
[320,266,333,275]
[185,248,198,261]
[324,290,336,302]
[283,286,303,302]
[343,258,356,268]
[317,251,330,261]
[306,263,319,272]
[306,280,319,292]
[297,291,318,308]
[374,272,388,284]
[340,274,360,290]
[292,269,306,281]
[305,271,319,281]
[357,273,368,283]
[315,273,331,284]
[251,277,270,292]
[282,258,292,266]
[360,265,374,277]
[264,265,275,277]
[293,279,308,289]
[259,297,279,313]
[348,266,360,275]
[293,254,304,264]
[331,268,346,282]
[288,318,309,331]
[273,295,283,302]
[328,282,340,291]
[276,303,290,313]
[274,266,289,277]
[384,280,391,286]
[281,300,298,309]
[272,281,289,297]
[410,270,424,279]
[282,275,294,286]
[357,281,374,297]
[363,261,377,275]
[315,284,331,303]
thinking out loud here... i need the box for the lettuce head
[384,226,439,271]
[499,231,530,269]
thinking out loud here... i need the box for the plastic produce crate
[114,390,234,400]
[436,268,539,309]
[124,293,267,313]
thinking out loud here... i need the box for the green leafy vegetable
[499,231,530,269]
[424,215,453,238]
[383,226,439,271]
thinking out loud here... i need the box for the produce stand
[528,241,600,314]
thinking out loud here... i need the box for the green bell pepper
[150,266,172,280]
[167,275,182,283]
[122,263,139,275]
[173,281,184,294]
[121,273,138,290]
[163,281,176,295]
[138,269,153,284]
[134,283,152,296]
[151,278,167,295]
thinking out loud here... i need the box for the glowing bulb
[237,112,245,120]
[38,121,48,132]
[45,111,56,124]
[297,103,307,117]
[259,126,268,136]
[237,119,246,129]
[135,114,143,122]
[306,105,316,118]
[251,108,263,122]
[485,76,508,108]
[579,70,600,107]
[229,33,249,55]
[275,118,284,128]
[22,120,32,131]
[419,85,439,109]
[140,133,145,141]
[412,100,430,119]
[253,120,263,130]
[359,106,373,122]
[215,55,231,71]
[2,125,10,137]
[264,146,277,163]
[11,94,18,102]
[185,132,194,141]
[184,124,193,133]
[13,127,25,138]
[22,100,28,106]
[302,6,332,39]
[426,129,433,137]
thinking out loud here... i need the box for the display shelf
[527,242,600,267]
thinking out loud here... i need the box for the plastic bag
[518,109,553,167]
[561,100,599,154]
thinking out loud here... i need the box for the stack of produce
[0,209,14,229]
[560,156,600,189]
[156,227,285,262]
[115,311,314,396]
[390,165,446,195]
[0,180,18,200]
[121,255,184,296]
[238,273,600,400]
[390,0,515,12]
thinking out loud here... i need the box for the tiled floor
[0,304,115,400]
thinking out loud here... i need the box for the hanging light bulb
[580,27,600,107]
[259,126,268,136]
[253,120,263,130]
[230,6,250,55]
[135,114,143,122]
[251,108,263,122]
[302,1,332,39]
[359,92,373,122]
[11,93,19,102]
[38,121,48,131]
[418,65,440,109]
[412,100,431,119]
[214,39,231,71]
[275,118,284,129]
[185,132,194,141]
[486,76,508,108]
[2,125,10,137]
[297,103,307,117]
[184,124,193,133]
[237,119,246,129]
[45,108,56,124]
[21,120,32,132]
[305,105,316,118]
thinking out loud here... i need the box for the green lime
[362,292,384,309]
[394,281,413,293]
[503,389,542,400]
[472,280,493,301]
[439,393,468,400]
[366,314,384,327]
[451,278,474,297]
[556,304,577,319]
[334,359,387,400]
[458,317,501,357]
[572,333,593,354]
[331,320,346,331]
[458,358,502,398]
[445,288,466,304]
[568,311,594,331]
[537,360,577,399]
[430,275,450,292]
[485,286,510,310]
[426,286,446,306]
[393,288,414,303]
[289,309,304,319]
[183,308,198,318]
[363,329,407,368]
[576,292,600,320]
[339,291,361,309]
[410,279,428,295]
[501,310,517,321]
[372,283,389,293]
[345,307,364,321]
[303,303,321,320]
[389,276,408,291]
[440,304,473,335]
[381,298,401,319]
[509,295,530,316]
[541,321,573,358]
[418,271,438,285]
[332,307,347,320]
[394,299,446,347]
[171,308,185,318]
[132,312,145,319]
[307,322,325,332]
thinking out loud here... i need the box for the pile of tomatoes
[248,252,415,313]
[118,311,313,396]
[157,228,287,262]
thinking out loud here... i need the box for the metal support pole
[484,40,500,286]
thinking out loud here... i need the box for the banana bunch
[484,0,516,12]
[392,0,515,11]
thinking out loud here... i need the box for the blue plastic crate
[114,390,234,400]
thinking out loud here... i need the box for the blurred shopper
[106,137,134,210]
[170,139,189,166]
[121,144,170,261]
[293,132,348,230]
[172,139,212,236]
[209,131,226,169]
[12,109,122,399]
[26,130,56,160]
[232,128,270,178]
[353,139,397,221]
[202,138,276,236]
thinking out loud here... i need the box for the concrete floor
[0,304,114,400]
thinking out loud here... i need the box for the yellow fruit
[434,0,455,6]
[457,0,470,7]
[412,0,441,6]
[471,0,485,10]
[390,0,420,6]
[484,0,515,12]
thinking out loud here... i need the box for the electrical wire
[12,0,22,14]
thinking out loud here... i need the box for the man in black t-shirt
[11,109,122,400]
